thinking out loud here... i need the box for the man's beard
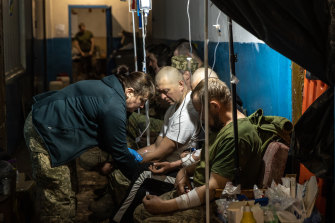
[210,114,225,132]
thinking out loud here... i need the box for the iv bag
[139,0,151,11]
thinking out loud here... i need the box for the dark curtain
[211,0,334,85]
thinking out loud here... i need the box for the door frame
[0,0,7,151]
[68,5,111,79]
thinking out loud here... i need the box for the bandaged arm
[142,171,230,214]
[175,172,229,210]
[181,149,201,167]
[175,188,201,209]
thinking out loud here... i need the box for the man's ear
[125,87,135,97]
[178,80,185,91]
[183,71,191,81]
[209,100,221,113]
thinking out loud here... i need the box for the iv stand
[141,10,150,146]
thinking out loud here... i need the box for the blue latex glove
[128,148,143,162]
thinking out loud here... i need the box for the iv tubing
[204,0,210,222]
[131,11,138,72]
[141,11,150,146]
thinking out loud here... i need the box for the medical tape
[175,188,201,210]
[181,153,195,167]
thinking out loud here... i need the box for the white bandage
[175,189,201,210]
[181,154,195,167]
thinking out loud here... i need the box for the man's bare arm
[143,172,229,214]
[74,40,84,56]
[140,136,177,162]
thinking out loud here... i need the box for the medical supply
[221,182,241,200]
[175,188,201,210]
[181,153,196,167]
[253,185,264,199]
[227,201,264,223]
[139,0,151,17]
[240,204,257,223]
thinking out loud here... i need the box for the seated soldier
[171,55,198,89]
[133,78,263,223]
[146,44,172,76]
[137,66,201,164]
[172,40,203,68]
[149,67,219,175]
[89,66,201,222]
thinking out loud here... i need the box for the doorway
[69,5,112,82]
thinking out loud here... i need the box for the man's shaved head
[155,66,183,86]
[155,66,187,105]
[191,68,218,90]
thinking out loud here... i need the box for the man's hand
[100,162,113,175]
[149,162,172,174]
[180,151,190,158]
[80,51,86,57]
[142,195,166,214]
[175,168,192,196]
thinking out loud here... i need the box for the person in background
[171,55,199,89]
[172,40,203,68]
[146,44,172,77]
[143,44,172,120]
[74,23,95,78]
[24,72,155,223]
[134,78,263,223]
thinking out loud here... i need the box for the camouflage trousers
[133,190,217,223]
[24,112,77,223]
[79,146,111,171]
[127,112,164,149]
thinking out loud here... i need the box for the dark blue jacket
[32,75,139,180]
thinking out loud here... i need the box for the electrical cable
[175,92,187,151]
[210,11,222,77]
[187,0,193,56]
[176,0,195,170]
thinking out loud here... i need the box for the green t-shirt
[75,30,93,52]
[193,118,262,189]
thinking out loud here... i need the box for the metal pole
[131,10,141,114]
[131,11,138,72]
[141,11,150,146]
[204,0,210,222]
[228,17,240,182]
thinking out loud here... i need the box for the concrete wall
[46,0,131,39]
[152,0,292,120]
[3,0,34,153]
[71,8,107,37]
[40,0,132,84]
[152,0,262,43]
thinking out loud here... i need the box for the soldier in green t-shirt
[74,23,95,78]
[134,78,263,223]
